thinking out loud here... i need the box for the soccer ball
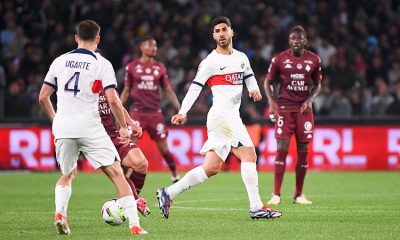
[101,199,126,225]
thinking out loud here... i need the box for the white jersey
[190,49,258,117]
[44,48,117,139]
[178,49,260,160]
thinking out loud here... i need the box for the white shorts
[200,116,254,161]
[55,135,120,175]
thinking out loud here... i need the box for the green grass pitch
[0,171,399,239]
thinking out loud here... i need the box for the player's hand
[249,90,262,102]
[118,127,130,145]
[268,100,279,122]
[171,114,187,125]
[300,99,312,114]
[128,123,142,138]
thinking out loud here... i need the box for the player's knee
[104,163,123,178]
[136,158,148,173]
[247,151,257,162]
[203,165,220,177]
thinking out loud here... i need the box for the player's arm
[38,84,56,121]
[300,77,321,114]
[123,108,142,138]
[171,59,210,125]
[39,61,57,121]
[120,85,130,106]
[243,55,262,101]
[163,86,180,112]
[300,57,322,114]
[105,87,130,143]
[160,65,180,112]
[264,56,280,121]
[171,83,202,125]
[120,65,132,106]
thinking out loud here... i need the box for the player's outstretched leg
[102,162,147,235]
[249,206,283,219]
[156,188,172,219]
[136,197,151,217]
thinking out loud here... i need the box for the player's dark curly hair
[140,35,155,44]
[290,25,307,37]
[211,16,232,29]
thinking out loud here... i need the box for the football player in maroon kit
[97,87,151,216]
[121,36,181,183]
[264,25,322,205]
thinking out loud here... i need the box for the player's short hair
[140,35,155,45]
[290,25,307,37]
[76,20,100,41]
[211,16,232,30]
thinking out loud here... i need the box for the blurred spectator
[315,37,337,68]
[0,0,399,120]
[323,88,352,117]
[5,81,29,117]
[370,78,394,115]
[386,81,400,115]
[388,61,400,91]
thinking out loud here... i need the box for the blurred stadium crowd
[0,0,399,121]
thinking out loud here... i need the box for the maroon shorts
[111,136,138,162]
[274,110,314,142]
[130,112,168,141]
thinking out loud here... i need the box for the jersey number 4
[64,72,81,95]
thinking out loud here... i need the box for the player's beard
[216,36,232,49]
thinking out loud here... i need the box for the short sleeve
[312,56,323,82]
[101,59,117,90]
[192,58,212,87]
[266,56,280,82]
[43,59,58,89]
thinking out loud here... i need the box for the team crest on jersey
[154,69,159,75]
[297,64,302,69]
[305,65,311,72]
[145,68,151,74]
[241,62,245,69]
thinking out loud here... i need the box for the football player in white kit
[156,16,282,220]
[38,20,147,235]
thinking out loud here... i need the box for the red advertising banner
[1,126,399,171]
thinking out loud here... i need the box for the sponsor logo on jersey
[297,63,302,69]
[283,59,293,64]
[141,75,155,81]
[304,60,313,64]
[225,72,243,84]
[241,62,245,69]
[287,78,308,91]
[207,72,244,87]
[290,73,305,80]
[284,64,292,69]
[220,66,227,70]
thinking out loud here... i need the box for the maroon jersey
[98,89,119,138]
[266,49,322,110]
[124,59,170,113]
